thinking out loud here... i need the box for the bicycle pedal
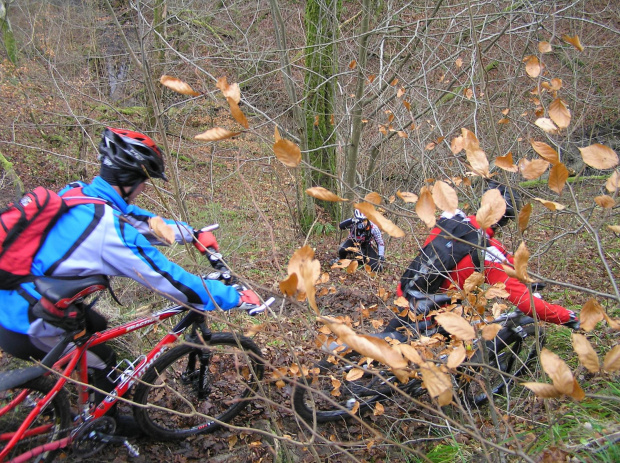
[123,440,140,457]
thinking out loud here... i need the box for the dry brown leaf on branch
[226,97,249,129]
[535,118,559,134]
[538,41,553,53]
[279,273,298,297]
[594,195,616,209]
[531,140,559,165]
[572,333,600,373]
[603,345,620,372]
[518,203,532,233]
[195,127,241,142]
[602,313,620,330]
[451,135,464,154]
[534,198,566,211]
[481,323,503,341]
[476,187,507,230]
[523,55,542,78]
[549,163,569,194]
[549,98,571,129]
[273,139,302,167]
[148,217,175,245]
[346,260,359,274]
[434,312,475,341]
[608,225,620,234]
[397,191,418,203]
[461,128,480,151]
[416,187,436,229]
[579,144,619,170]
[522,382,563,398]
[495,152,518,172]
[216,76,241,103]
[464,271,485,293]
[305,187,348,202]
[319,317,408,381]
[541,348,575,395]
[274,126,282,142]
[432,181,458,214]
[513,242,535,283]
[606,171,620,193]
[420,362,453,405]
[160,75,200,96]
[286,246,321,313]
[364,192,382,205]
[466,149,490,177]
[354,202,405,238]
[485,283,510,299]
[580,299,605,332]
[447,344,467,369]
[519,158,550,180]
[562,34,585,51]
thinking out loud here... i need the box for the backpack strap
[60,187,108,208]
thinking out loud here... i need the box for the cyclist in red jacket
[390,181,579,333]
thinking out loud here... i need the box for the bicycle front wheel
[0,377,71,463]
[132,332,264,440]
[293,357,410,423]
[460,323,546,406]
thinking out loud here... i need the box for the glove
[562,311,580,330]
[376,255,385,272]
[235,287,265,316]
[194,230,219,254]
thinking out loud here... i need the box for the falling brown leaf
[432,181,458,214]
[434,312,475,341]
[476,187,507,230]
[580,299,605,332]
[549,98,571,129]
[572,333,600,373]
[195,127,241,142]
[216,76,241,103]
[397,191,418,203]
[306,187,348,202]
[531,140,559,165]
[148,216,175,245]
[541,348,574,395]
[594,195,616,209]
[548,163,569,194]
[579,144,619,170]
[160,75,200,96]
[495,152,519,172]
[273,139,302,167]
[538,41,553,53]
[535,118,559,134]
[523,55,542,78]
[519,158,550,180]
[416,187,436,229]
[518,203,532,233]
[562,34,584,52]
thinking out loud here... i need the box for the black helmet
[99,127,167,185]
[486,181,521,227]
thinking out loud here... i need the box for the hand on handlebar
[194,230,219,253]
[234,285,274,316]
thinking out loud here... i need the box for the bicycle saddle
[34,275,109,307]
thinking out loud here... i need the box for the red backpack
[0,186,105,290]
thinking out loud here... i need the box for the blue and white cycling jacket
[0,176,240,335]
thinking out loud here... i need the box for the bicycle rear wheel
[132,332,264,440]
[293,357,419,423]
[459,323,546,406]
[0,377,71,463]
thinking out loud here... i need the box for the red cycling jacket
[398,215,572,324]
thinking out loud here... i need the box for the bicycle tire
[132,332,264,440]
[460,322,546,406]
[0,377,71,463]
[293,357,423,423]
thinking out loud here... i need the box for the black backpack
[401,215,482,295]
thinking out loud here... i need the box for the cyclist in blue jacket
[0,128,262,423]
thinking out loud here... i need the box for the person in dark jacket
[336,209,385,272]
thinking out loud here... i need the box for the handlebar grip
[200,224,220,233]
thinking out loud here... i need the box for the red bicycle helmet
[99,127,167,182]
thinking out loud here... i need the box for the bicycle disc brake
[72,416,116,458]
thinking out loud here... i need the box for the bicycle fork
[182,322,213,400]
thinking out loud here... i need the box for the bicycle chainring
[71,416,116,458]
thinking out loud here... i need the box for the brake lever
[247,297,276,316]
